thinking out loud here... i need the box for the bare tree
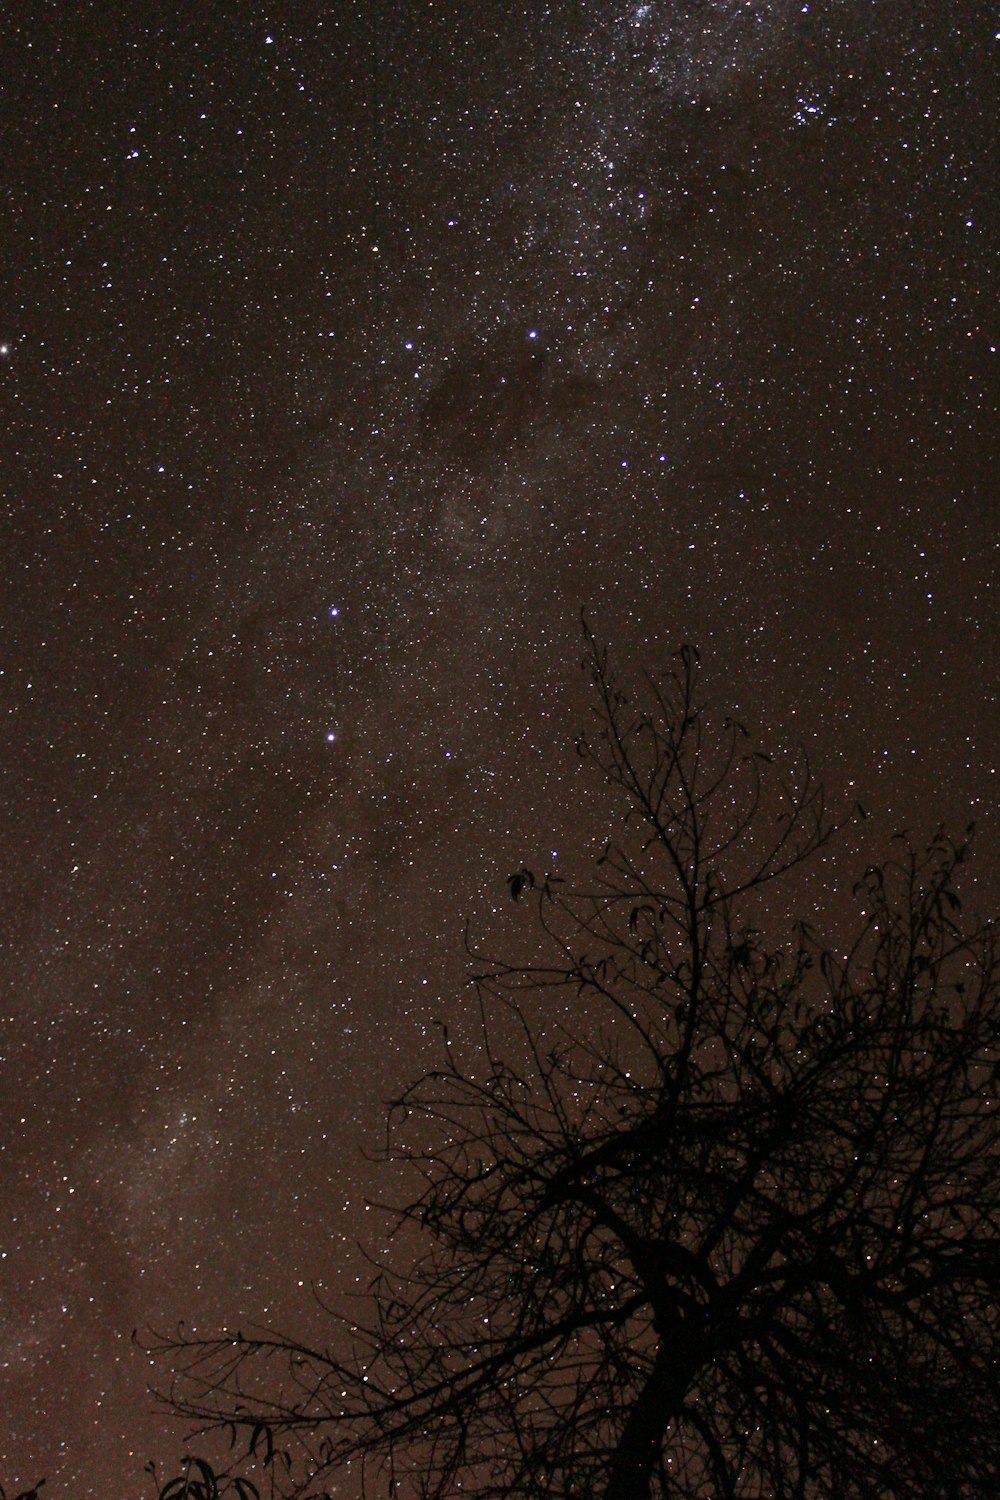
[150,629,1000,1499]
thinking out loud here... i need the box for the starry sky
[1,3,997,1494]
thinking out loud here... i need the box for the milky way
[1,3,996,1494]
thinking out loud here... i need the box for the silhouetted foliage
[0,1480,45,1500]
[146,1456,260,1500]
[149,627,1000,1498]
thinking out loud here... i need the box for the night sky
[2,3,997,1494]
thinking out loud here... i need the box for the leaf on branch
[249,1423,274,1465]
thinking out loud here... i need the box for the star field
[1,3,997,1494]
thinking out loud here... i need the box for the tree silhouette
[0,1482,45,1500]
[150,629,1000,1498]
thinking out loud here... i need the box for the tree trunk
[604,1336,696,1500]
